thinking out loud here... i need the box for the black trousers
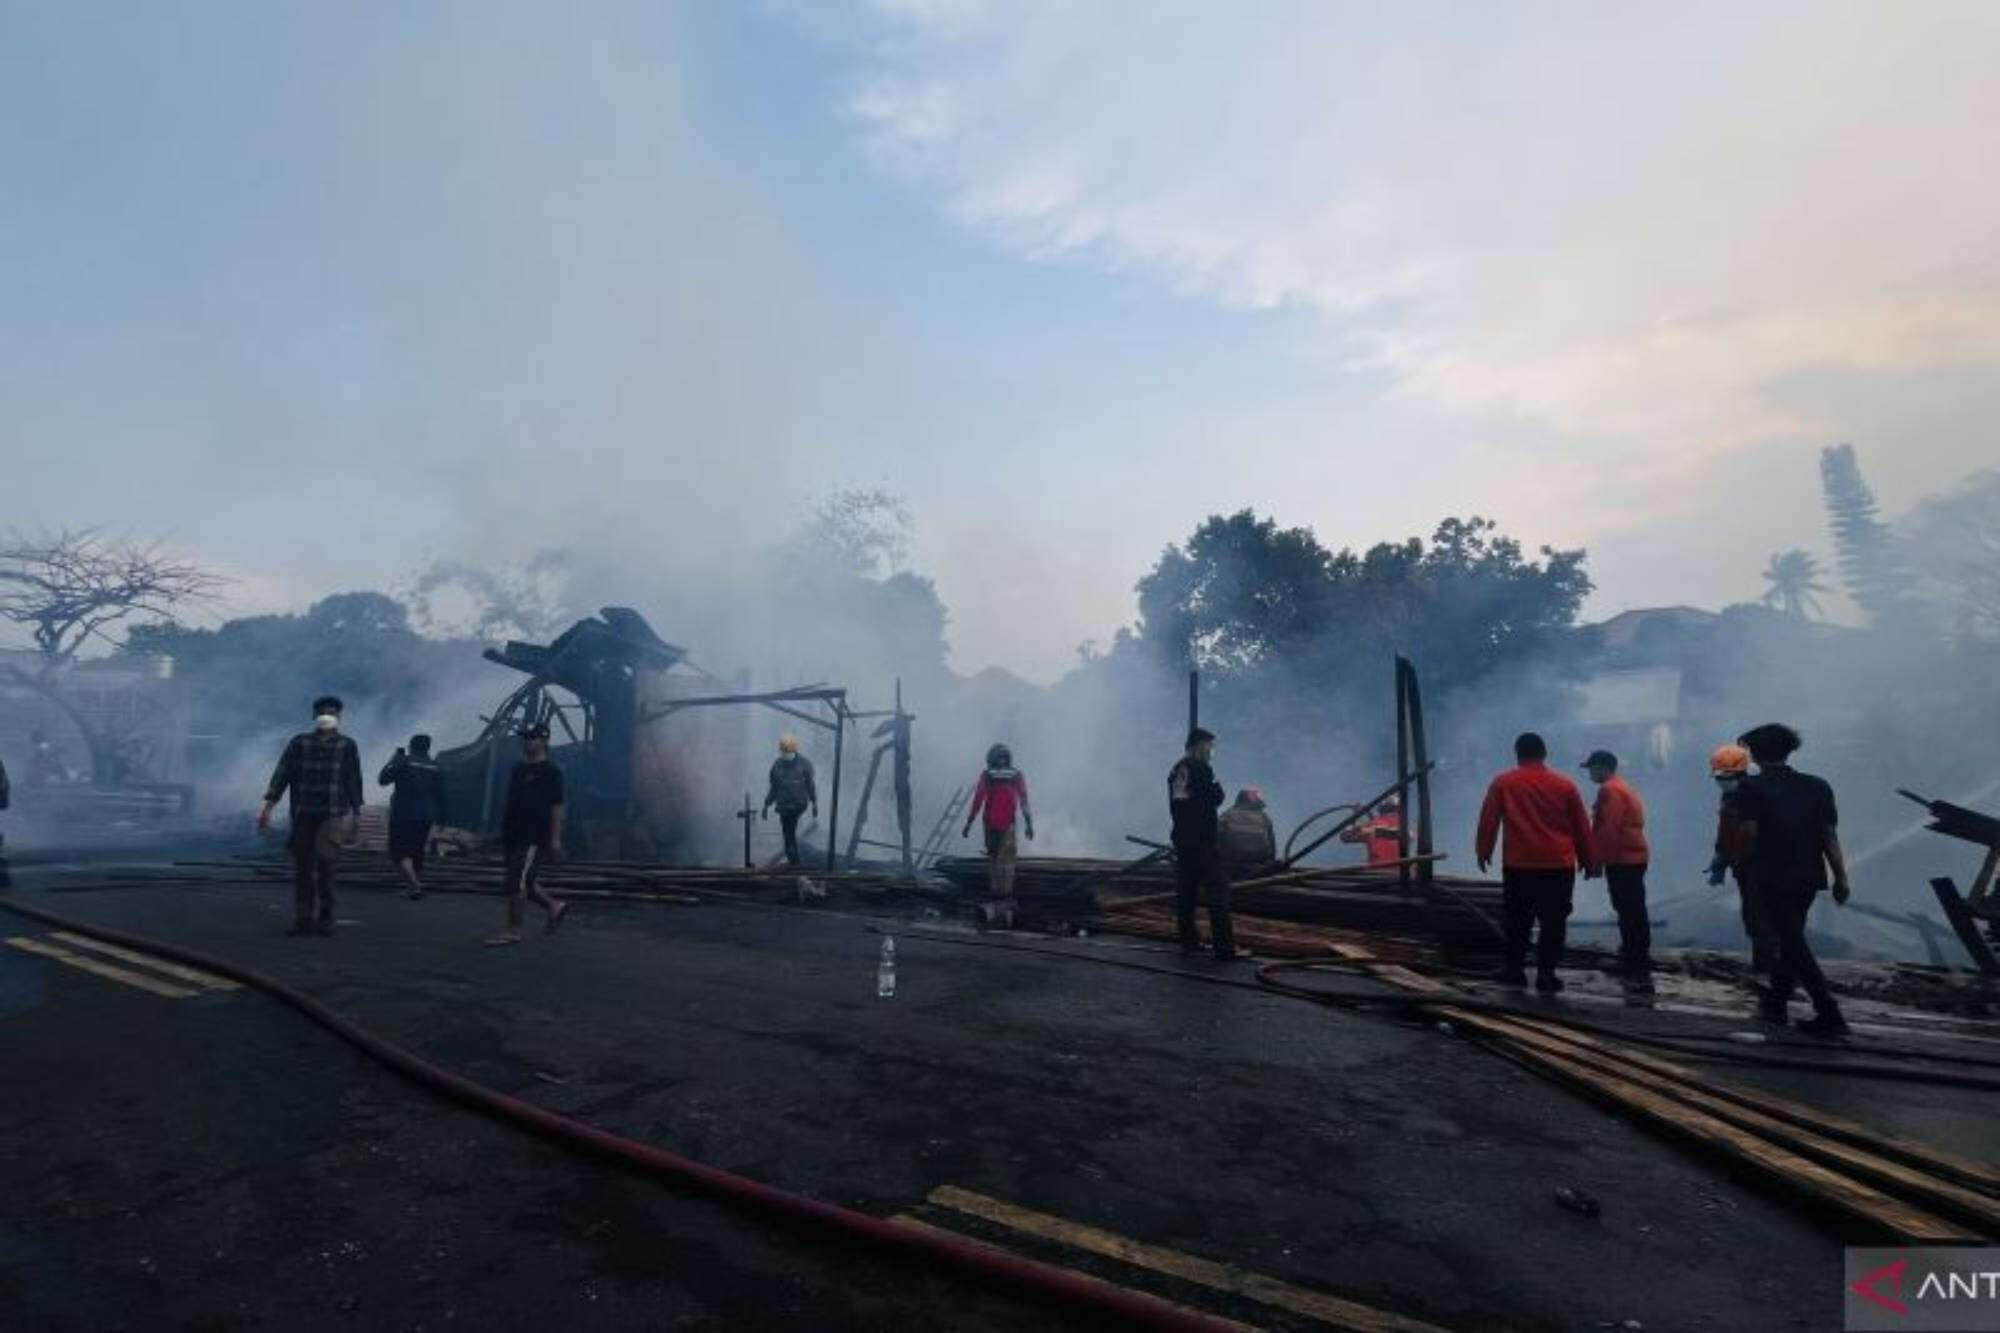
[1502,867,1575,976]
[1605,863,1651,966]
[1736,874,1778,971]
[777,809,804,866]
[1767,882,1837,1014]
[1173,844,1234,956]
[288,813,341,928]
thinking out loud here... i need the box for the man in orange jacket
[1583,749,1651,978]
[1477,732,1598,993]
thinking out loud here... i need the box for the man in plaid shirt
[258,695,365,936]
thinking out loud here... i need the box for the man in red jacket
[1584,749,1651,979]
[1477,732,1598,993]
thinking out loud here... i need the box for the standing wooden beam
[1399,657,1436,895]
[1394,661,1412,891]
[894,678,914,876]
[1188,669,1199,736]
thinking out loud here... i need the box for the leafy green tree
[1902,469,2000,642]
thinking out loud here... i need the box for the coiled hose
[0,893,1243,1332]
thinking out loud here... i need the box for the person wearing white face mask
[258,695,365,937]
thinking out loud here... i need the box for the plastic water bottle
[877,937,896,998]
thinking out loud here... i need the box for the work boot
[1535,972,1565,995]
[1179,939,1204,958]
[285,923,314,937]
[1757,998,1790,1026]
[314,920,335,937]
[1796,1009,1850,1039]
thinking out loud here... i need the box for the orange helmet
[1709,743,1750,776]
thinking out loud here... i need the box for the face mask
[1714,776,1740,792]
[314,714,339,732]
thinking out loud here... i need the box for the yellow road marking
[886,1214,1262,1332]
[48,932,241,991]
[928,1186,1448,1333]
[6,936,200,1000]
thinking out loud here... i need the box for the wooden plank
[1471,1013,2000,1235]
[1429,1006,1976,1242]
[1931,878,2000,976]
[928,1186,1449,1333]
[1479,1010,2000,1195]
[884,1214,1263,1333]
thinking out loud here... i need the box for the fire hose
[0,892,1246,1333]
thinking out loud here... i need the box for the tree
[1760,549,1829,619]
[787,488,913,580]
[1902,469,2000,642]
[1820,444,1919,626]
[0,530,227,782]
[1134,512,1590,689]
[1135,510,1336,674]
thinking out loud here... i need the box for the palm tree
[1761,549,1829,619]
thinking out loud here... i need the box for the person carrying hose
[1705,743,1775,973]
[487,723,567,946]
[962,743,1033,928]
[762,736,817,868]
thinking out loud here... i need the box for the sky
[4,0,1997,682]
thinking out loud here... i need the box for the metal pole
[895,678,913,876]
[825,692,847,875]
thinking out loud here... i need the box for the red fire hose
[0,894,1241,1332]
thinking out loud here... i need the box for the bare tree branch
[0,529,230,677]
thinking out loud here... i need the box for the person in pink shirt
[962,743,1034,926]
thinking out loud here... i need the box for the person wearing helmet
[1341,792,1404,865]
[1730,723,1850,1037]
[962,743,1033,926]
[488,723,567,946]
[1169,728,1235,960]
[762,736,818,867]
[1706,743,1774,972]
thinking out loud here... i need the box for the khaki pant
[983,825,1018,900]
[289,813,343,928]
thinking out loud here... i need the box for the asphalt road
[0,865,1895,1330]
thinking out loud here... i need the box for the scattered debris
[1554,1186,1603,1219]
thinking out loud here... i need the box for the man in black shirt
[1728,723,1851,1036]
[1169,727,1235,960]
[488,724,568,946]
[380,734,448,899]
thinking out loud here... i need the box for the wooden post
[1394,661,1412,891]
[825,692,847,875]
[1188,669,1199,736]
[1401,656,1436,895]
[737,792,755,869]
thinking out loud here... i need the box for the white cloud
[846,0,2000,495]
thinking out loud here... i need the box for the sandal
[546,902,569,934]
